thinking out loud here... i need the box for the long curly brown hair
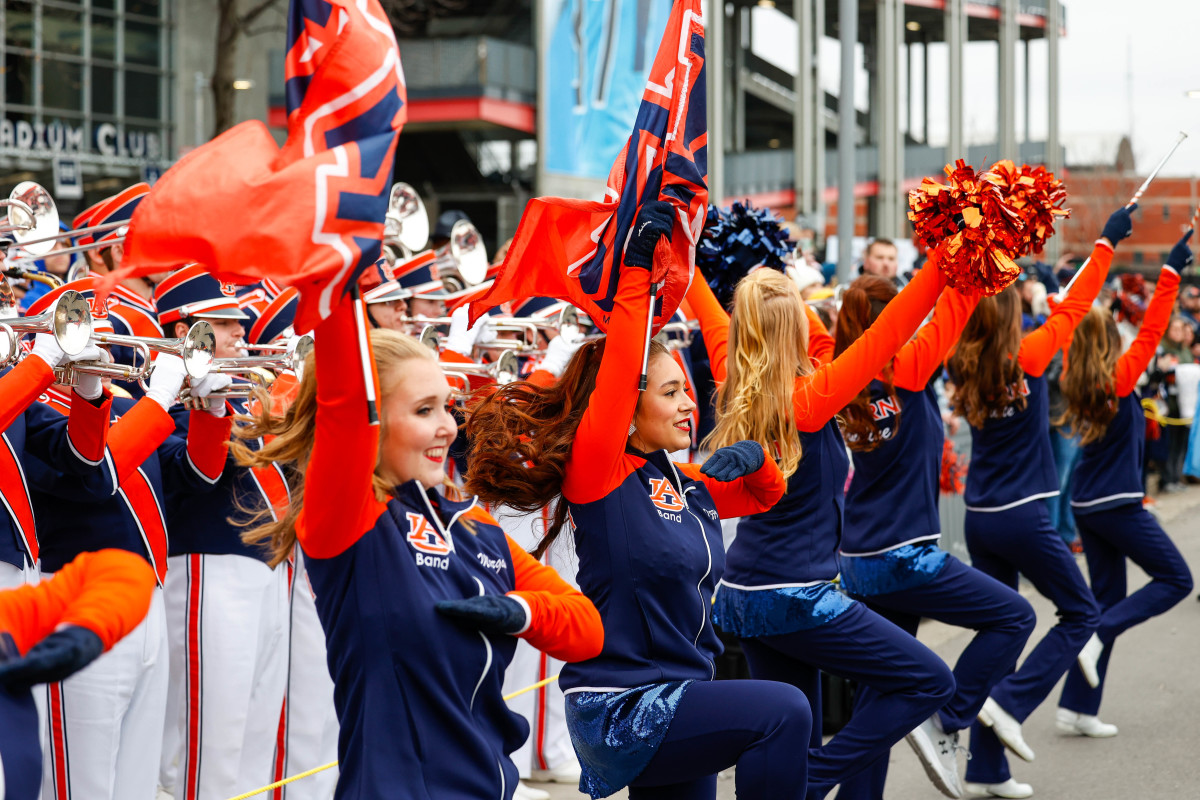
[1057,308,1121,446]
[947,284,1025,428]
[834,275,900,451]
[465,337,669,559]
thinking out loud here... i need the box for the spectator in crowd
[1179,285,1200,329]
[1149,316,1197,493]
[860,238,906,287]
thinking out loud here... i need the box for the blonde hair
[704,268,813,478]
[1058,308,1121,446]
[232,327,434,567]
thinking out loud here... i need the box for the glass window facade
[0,0,173,162]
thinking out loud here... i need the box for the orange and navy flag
[469,0,708,334]
[108,0,406,332]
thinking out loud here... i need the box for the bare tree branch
[239,0,284,28]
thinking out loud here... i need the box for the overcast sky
[751,0,1200,175]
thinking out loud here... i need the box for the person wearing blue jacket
[947,207,1133,799]
[689,248,959,800]
[832,275,1035,800]
[230,290,605,800]
[466,202,807,800]
[1055,231,1195,736]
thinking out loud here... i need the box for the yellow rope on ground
[222,674,562,800]
[1141,398,1193,426]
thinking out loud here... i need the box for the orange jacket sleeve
[804,302,836,367]
[0,354,57,431]
[562,268,653,505]
[1115,266,1181,397]
[105,398,182,487]
[795,261,947,431]
[677,449,786,518]
[295,301,388,560]
[1018,240,1114,377]
[684,275,730,383]
[892,285,981,391]
[505,535,603,663]
[0,549,155,655]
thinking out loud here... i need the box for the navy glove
[1100,205,1136,246]
[0,626,104,692]
[700,440,766,482]
[624,200,675,270]
[435,595,528,636]
[1166,230,1194,272]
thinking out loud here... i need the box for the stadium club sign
[0,117,163,162]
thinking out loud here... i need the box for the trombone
[0,287,93,367]
[54,321,216,384]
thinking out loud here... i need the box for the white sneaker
[964,778,1034,798]
[1077,633,1104,689]
[530,757,583,784]
[905,716,965,798]
[977,697,1035,762]
[513,782,551,800]
[1055,708,1118,737]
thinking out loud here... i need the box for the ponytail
[834,275,899,451]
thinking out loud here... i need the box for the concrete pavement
[532,487,1200,800]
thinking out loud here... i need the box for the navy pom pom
[697,201,794,309]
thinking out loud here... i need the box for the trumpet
[0,287,93,367]
[54,321,216,384]
[203,334,316,396]
[442,349,520,390]
[654,319,700,350]
[0,182,59,257]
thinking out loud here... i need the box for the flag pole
[639,281,660,392]
[1059,131,1188,300]
[350,285,380,425]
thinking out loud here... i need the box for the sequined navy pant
[738,601,954,800]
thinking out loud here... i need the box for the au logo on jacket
[406,512,452,555]
[648,477,685,513]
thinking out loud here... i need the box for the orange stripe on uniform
[184,554,204,800]
[49,682,70,799]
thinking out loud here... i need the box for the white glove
[444,305,490,358]
[29,333,67,369]
[539,324,585,378]
[69,346,109,401]
[188,372,234,417]
[145,353,189,412]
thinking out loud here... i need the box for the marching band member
[467,204,807,800]
[1055,231,1194,735]
[74,185,167,398]
[152,266,291,800]
[831,275,1035,800]
[22,281,232,800]
[361,261,411,332]
[0,303,113,591]
[0,549,157,800]
[689,250,956,800]
[948,207,1133,798]
[230,291,604,800]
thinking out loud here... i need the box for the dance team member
[467,203,809,800]
[949,206,1133,798]
[832,275,1035,800]
[1055,229,1195,734]
[689,249,955,800]
[0,550,156,800]
[230,292,604,800]
[23,281,233,800]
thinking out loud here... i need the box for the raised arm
[677,450,785,518]
[561,267,653,505]
[684,273,730,382]
[504,534,603,663]
[294,300,388,560]
[1116,237,1189,396]
[1018,238,1115,377]
[795,261,946,431]
[892,281,981,391]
